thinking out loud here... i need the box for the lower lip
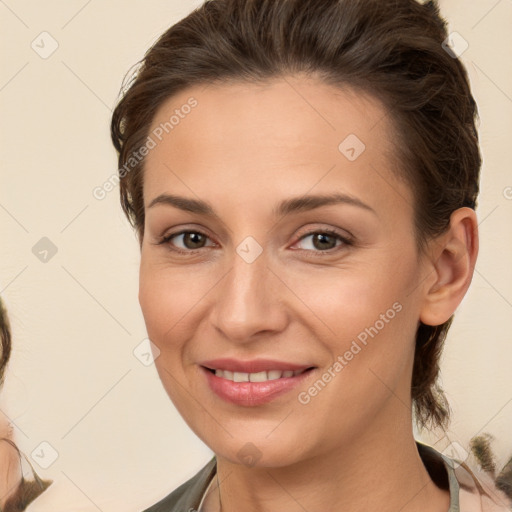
[201,366,316,406]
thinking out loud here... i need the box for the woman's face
[139,76,434,466]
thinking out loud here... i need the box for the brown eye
[294,230,350,253]
[180,232,207,249]
[157,230,216,253]
[311,233,338,251]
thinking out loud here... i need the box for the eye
[155,227,353,256]
[157,230,215,253]
[292,229,352,254]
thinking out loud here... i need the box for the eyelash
[155,228,353,257]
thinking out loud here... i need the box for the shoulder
[417,441,512,511]
[142,456,217,512]
[454,460,512,512]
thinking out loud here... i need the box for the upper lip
[200,358,315,374]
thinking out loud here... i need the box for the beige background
[0,1,511,510]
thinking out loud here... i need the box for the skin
[139,75,478,512]
[0,408,21,508]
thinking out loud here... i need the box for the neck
[208,412,450,512]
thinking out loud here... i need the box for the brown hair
[110,0,481,431]
[0,296,12,387]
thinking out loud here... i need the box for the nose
[210,243,289,343]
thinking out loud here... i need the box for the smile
[210,368,309,382]
[200,363,316,406]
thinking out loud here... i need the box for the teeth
[213,368,307,382]
[249,371,268,382]
[234,371,249,382]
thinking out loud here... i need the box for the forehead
[143,76,412,219]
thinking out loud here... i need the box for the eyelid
[293,224,354,244]
[156,229,217,252]
[156,222,217,242]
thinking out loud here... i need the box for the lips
[199,358,317,406]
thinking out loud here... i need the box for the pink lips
[200,358,316,406]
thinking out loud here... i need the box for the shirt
[142,441,512,512]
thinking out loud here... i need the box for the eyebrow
[147,192,377,217]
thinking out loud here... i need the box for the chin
[209,434,309,468]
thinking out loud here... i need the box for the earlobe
[419,207,479,326]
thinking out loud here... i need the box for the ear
[419,207,479,326]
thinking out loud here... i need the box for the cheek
[138,263,213,432]
[139,258,191,335]
[138,258,216,359]
[138,264,191,407]
[139,260,182,364]
[283,261,407,341]
[283,257,418,398]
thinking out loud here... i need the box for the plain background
[0,1,511,510]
